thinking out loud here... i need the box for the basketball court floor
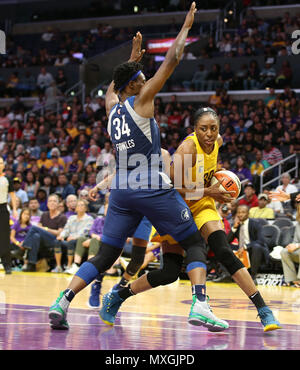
[1,271,300,351]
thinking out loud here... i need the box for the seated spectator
[24,170,40,199]
[249,193,275,219]
[64,194,78,218]
[66,152,84,173]
[21,194,67,272]
[36,189,48,211]
[208,88,222,107]
[55,69,68,93]
[206,64,221,91]
[262,141,283,187]
[9,195,22,224]
[227,204,269,282]
[28,197,43,226]
[259,61,276,89]
[11,177,29,206]
[53,199,93,273]
[10,208,32,262]
[239,182,258,208]
[275,173,298,216]
[70,215,106,275]
[280,201,300,287]
[249,150,271,193]
[37,67,54,93]
[55,173,76,200]
[233,155,253,183]
[280,202,300,288]
[244,60,260,90]
[276,60,293,88]
[182,64,208,91]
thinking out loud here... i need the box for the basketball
[211,170,241,199]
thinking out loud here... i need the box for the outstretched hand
[268,189,290,202]
[129,31,145,63]
[183,2,197,30]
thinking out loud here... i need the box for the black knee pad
[147,253,183,288]
[179,231,207,265]
[126,245,146,276]
[208,230,244,275]
[88,242,122,273]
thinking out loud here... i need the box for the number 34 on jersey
[113,115,136,152]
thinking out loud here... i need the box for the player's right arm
[105,32,146,117]
[134,2,197,118]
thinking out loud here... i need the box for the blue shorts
[101,188,197,248]
[133,217,152,241]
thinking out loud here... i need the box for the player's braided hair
[113,61,143,93]
[194,107,220,126]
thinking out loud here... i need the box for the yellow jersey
[183,132,219,214]
[153,133,221,245]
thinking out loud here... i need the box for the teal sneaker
[48,291,69,330]
[188,295,229,332]
[257,306,282,332]
[99,290,124,326]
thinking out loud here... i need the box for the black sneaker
[11,248,25,259]
[22,263,36,272]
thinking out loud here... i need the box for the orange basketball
[210,170,241,199]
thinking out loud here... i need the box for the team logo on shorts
[181,208,190,221]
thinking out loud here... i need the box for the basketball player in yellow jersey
[161,107,281,332]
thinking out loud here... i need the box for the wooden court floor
[1,270,300,350]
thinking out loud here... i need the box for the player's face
[132,73,146,95]
[195,114,219,152]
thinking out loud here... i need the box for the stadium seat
[278,225,295,247]
[261,224,281,250]
[273,218,294,228]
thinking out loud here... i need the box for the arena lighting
[97,89,103,96]
[228,10,233,15]
[224,18,228,23]
[67,106,71,110]
[133,5,138,13]
[70,91,75,96]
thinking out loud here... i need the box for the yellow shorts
[151,197,221,245]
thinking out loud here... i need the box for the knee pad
[89,242,122,273]
[147,253,183,288]
[208,230,244,275]
[126,245,146,276]
[179,231,207,265]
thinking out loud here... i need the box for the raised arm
[135,2,197,117]
[105,32,146,117]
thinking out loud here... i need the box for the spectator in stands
[276,60,293,88]
[36,189,48,212]
[228,204,269,283]
[21,194,67,272]
[249,193,275,219]
[280,201,300,287]
[64,194,77,218]
[55,173,76,200]
[206,64,221,91]
[53,199,93,273]
[10,208,32,262]
[28,197,43,226]
[36,67,54,93]
[71,215,105,275]
[233,155,253,183]
[55,69,68,93]
[239,182,259,208]
[66,152,84,173]
[259,60,276,89]
[220,63,234,90]
[262,140,283,166]
[183,64,208,91]
[249,150,271,193]
[12,177,29,206]
[24,170,40,199]
[276,172,298,195]
[208,88,222,107]
[244,60,260,90]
